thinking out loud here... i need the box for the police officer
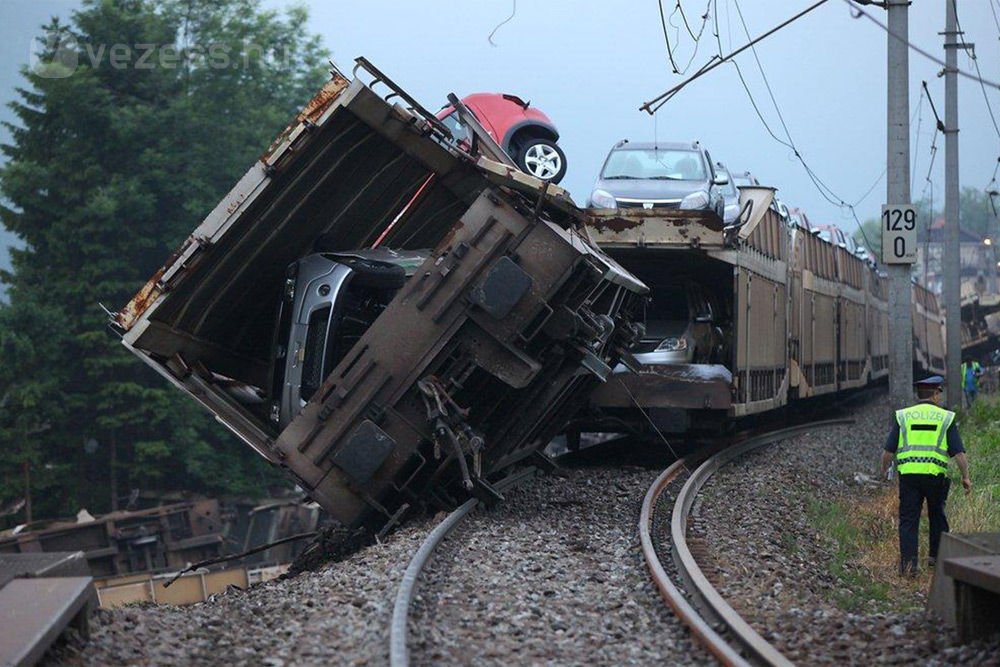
[881,375,972,576]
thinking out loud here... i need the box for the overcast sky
[3,0,1000,242]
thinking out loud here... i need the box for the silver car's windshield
[601,148,707,181]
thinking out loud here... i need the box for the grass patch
[808,496,901,612]
[806,394,1000,612]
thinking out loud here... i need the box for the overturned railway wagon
[115,64,647,532]
[0,501,224,577]
[583,189,943,434]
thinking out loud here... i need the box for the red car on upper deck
[438,93,567,183]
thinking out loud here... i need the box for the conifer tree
[0,0,328,520]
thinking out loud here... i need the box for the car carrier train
[114,61,647,535]
[113,60,945,536]
[581,190,946,436]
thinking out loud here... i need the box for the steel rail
[641,420,853,666]
[639,458,749,666]
[389,467,536,666]
[389,497,478,667]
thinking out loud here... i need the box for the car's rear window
[601,148,707,181]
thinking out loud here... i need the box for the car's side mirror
[712,173,730,186]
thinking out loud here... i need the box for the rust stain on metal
[226,192,249,216]
[591,216,643,234]
[299,74,351,124]
[261,74,351,162]
[116,268,165,330]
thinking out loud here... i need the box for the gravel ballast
[47,392,1000,665]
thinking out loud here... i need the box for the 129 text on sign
[881,204,917,265]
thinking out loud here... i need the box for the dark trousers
[898,473,951,574]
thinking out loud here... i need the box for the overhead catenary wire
[722,0,878,248]
[911,85,926,194]
[951,0,1000,141]
[845,0,1000,92]
[488,0,516,47]
[642,0,832,113]
[990,0,1000,40]
[947,1,1000,218]
[659,0,714,75]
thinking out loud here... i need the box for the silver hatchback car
[269,248,428,428]
[588,140,728,218]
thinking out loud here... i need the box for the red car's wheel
[518,138,567,183]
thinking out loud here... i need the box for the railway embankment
[44,395,1000,666]
[696,394,1000,664]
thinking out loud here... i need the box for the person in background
[881,375,972,576]
[961,357,983,407]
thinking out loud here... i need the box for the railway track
[60,396,1000,665]
[386,455,710,666]
[389,467,539,667]
[639,421,852,667]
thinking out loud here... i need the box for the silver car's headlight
[590,188,617,209]
[680,190,710,210]
[655,337,688,352]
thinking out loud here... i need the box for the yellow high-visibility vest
[894,403,954,475]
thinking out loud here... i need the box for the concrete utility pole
[887,0,913,409]
[943,0,963,408]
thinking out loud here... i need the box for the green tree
[958,187,997,240]
[0,0,328,521]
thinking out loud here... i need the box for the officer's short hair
[916,384,940,399]
[914,375,944,399]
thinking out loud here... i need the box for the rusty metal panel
[861,269,890,382]
[795,286,838,398]
[812,292,838,394]
[585,209,725,250]
[0,501,226,578]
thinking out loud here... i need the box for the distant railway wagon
[583,187,945,435]
[913,281,946,377]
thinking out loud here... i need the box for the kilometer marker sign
[881,204,917,264]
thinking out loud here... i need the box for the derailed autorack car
[114,59,647,535]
